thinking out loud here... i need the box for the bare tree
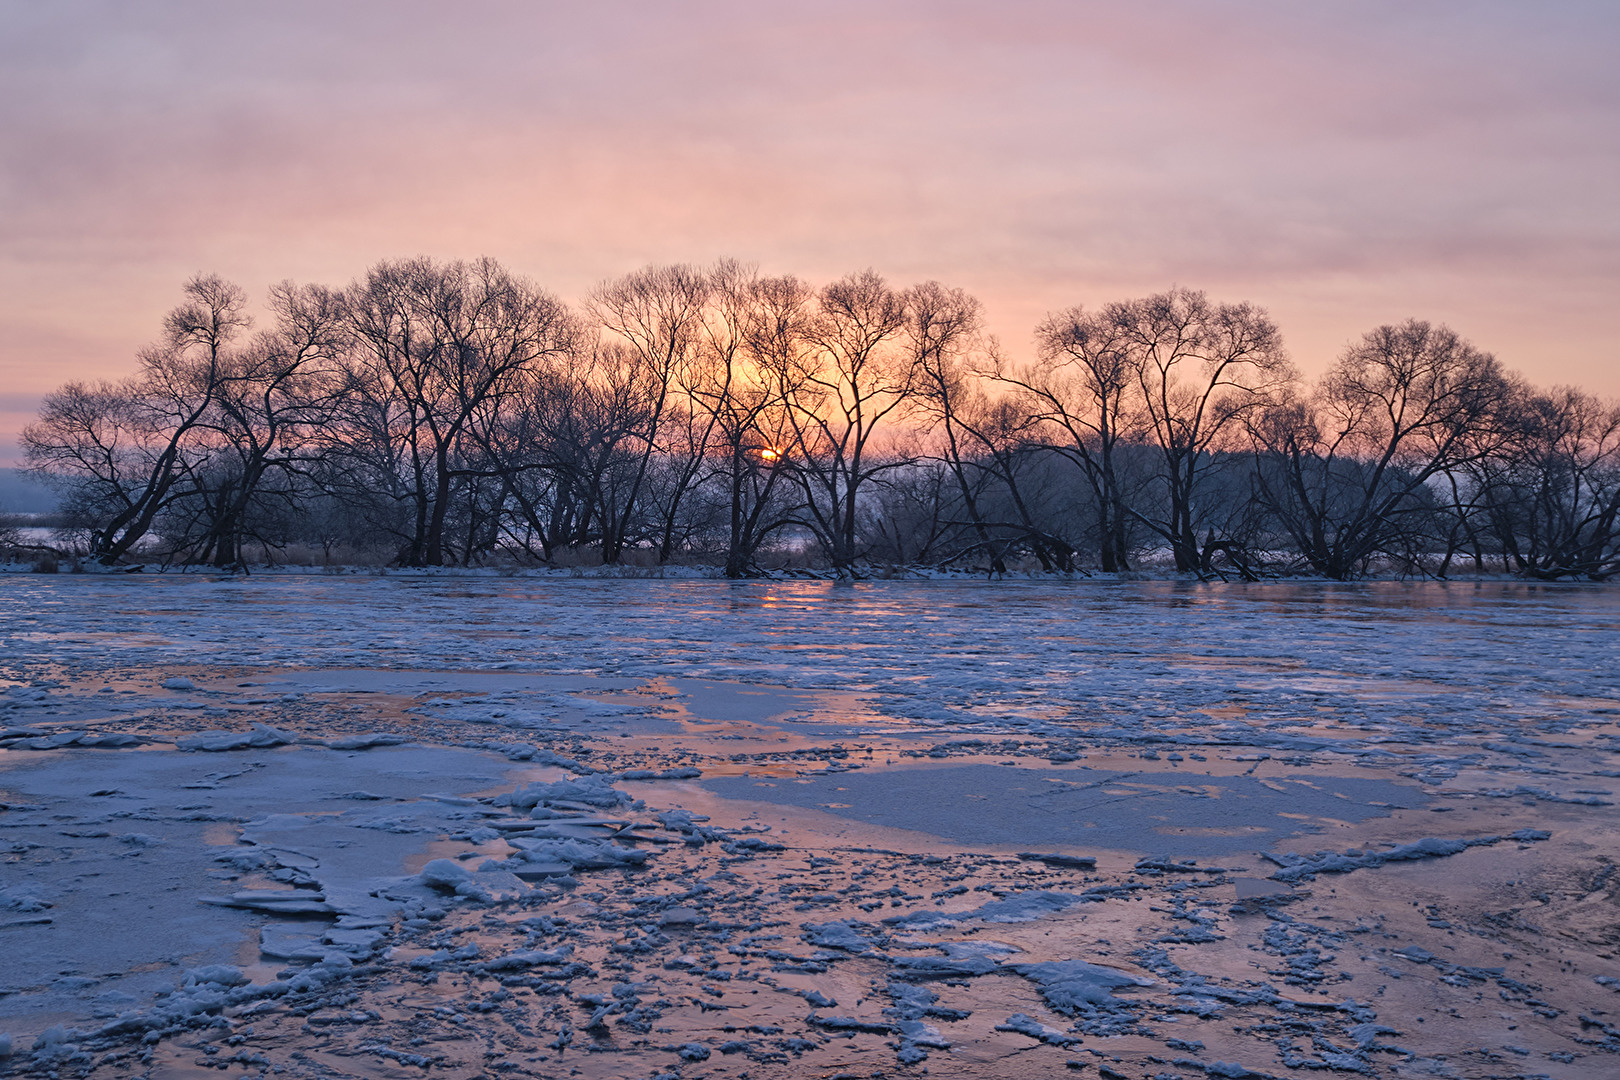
[777,270,917,574]
[1119,288,1294,572]
[340,257,572,566]
[29,257,1619,582]
[587,264,711,563]
[461,350,575,562]
[562,341,665,559]
[1474,385,1620,579]
[185,282,347,567]
[685,264,808,576]
[23,275,249,564]
[1251,320,1507,579]
[995,305,1141,571]
[905,281,1020,571]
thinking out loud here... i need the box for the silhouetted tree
[587,264,711,563]
[1120,288,1293,572]
[1251,320,1507,579]
[341,257,572,566]
[1475,385,1620,579]
[998,304,1141,571]
[779,271,917,575]
[24,275,249,564]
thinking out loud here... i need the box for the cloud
[0,0,1615,452]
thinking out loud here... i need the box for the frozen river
[2,575,1618,1079]
[5,575,1615,735]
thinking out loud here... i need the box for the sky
[2,1,1618,463]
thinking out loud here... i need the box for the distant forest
[8,258,1619,580]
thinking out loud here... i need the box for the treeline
[18,258,1620,580]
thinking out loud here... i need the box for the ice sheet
[1,576,1617,1079]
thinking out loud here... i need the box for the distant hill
[0,469,59,515]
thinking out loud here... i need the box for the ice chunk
[19,731,89,750]
[183,965,249,988]
[1011,960,1154,1015]
[1017,852,1097,870]
[884,894,1079,931]
[659,906,704,927]
[507,836,648,869]
[1382,837,1471,860]
[892,953,1000,977]
[894,1019,951,1047]
[524,821,625,840]
[481,946,574,972]
[29,1025,77,1062]
[161,677,195,690]
[259,925,328,962]
[0,884,53,913]
[328,733,409,750]
[82,732,142,748]
[201,891,337,915]
[497,776,631,811]
[936,940,1018,960]
[882,909,959,931]
[971,891,1083,923]
[890,939,1015,977]
[810,1016,893,1034]
[1135,856,1221,874]
[454,870,531,904]
[801,920,878,952]
[323,928,385,957]
[177,723,295,752]
[995,1013,1080,1046]
[418,858,472,887]
[1264,832,1548,882]
[507,860,574,880]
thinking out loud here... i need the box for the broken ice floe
[1017,851,1097,869]
[200,890,336,915]
[18,960,358,1068]
[995,1012,1082,1047]
[1263,830,1551,882]
[801,919,882,953]
[0,883,54,914]
[496,775,634,811]
[1009,959,1156,1036]
[620,765,704,780]
[327,732,409,750]
[183,726,405,753]
[0,727,145,750]
[882,888,1102,931]
[177,722,298,751]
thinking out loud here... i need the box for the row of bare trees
[20,258,1620,580]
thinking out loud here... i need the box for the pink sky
[2,1,1617,462]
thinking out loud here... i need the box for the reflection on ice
[705,761,1430,858]
[0,578,1617,1078]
